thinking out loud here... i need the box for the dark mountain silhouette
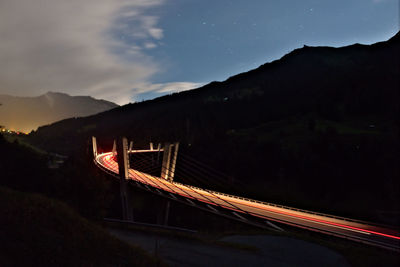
[31,31,399,151]
[0,92,118,132]
[29,32,399,224]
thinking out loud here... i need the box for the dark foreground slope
[30,32,400,224]
[0,133,111,220]
[0,187,159,266]
[0,134,160,266]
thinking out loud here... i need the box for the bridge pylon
[129,140,133,152]
[112,139,117,157]
[161,142,179,181]
[149,142,161,151]
[92,136,98,158]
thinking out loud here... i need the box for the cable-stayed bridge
[92,137,399,251]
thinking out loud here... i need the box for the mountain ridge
[27,32,399,224]
[0,92,118,132]
[32,31,399,144]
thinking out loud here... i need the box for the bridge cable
[132,153,260,217]
[127,152,251,213]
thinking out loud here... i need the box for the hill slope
[31,32,399,147]
[0,91,118,132]
[0,186,159,266]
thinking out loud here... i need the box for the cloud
[0,0,186,105]
[150,82,204,93]
[144,42,158,49]
[149,28,164,39]
[131,81,204,101]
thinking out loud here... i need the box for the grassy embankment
[0,186,163,266]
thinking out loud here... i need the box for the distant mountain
[29,32,399,224]
[0,92,118,132]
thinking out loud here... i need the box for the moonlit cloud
[148,28,164,40]
[0,0,199,105]
[144,42,158,49]
[130,81,204,101]
[149,82,204,93]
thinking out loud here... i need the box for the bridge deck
[96,152,400,251]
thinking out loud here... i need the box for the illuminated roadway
[96,152,400,251]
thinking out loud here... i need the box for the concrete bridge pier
[112,139,117,157]
[164,200,171,226]
[157,198,171,226]
[92,136,98,159]
[156,143,162,164]
[158,142,179,225]
[116,137,134,221]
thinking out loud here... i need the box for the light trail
[95,152,400,250]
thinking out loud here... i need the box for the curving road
[96,152,400,251]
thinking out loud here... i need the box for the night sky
[0,0,398,104]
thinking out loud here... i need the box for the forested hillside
[28,32,399,225]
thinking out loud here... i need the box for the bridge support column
[112,139,117,157]
[170,142,179,181]
[157,198,171,226]
[117,137,133,221]
[92,136,97,159]
[161,143,171,180]
[164,200,171,226]
[161,142,179,181]
[156,143,162,164]
[129,140,133,152]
